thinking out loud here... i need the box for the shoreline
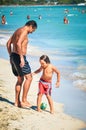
[0,4,85,7]
[0,58,86,130]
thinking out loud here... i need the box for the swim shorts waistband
[10,52,26,58]
[40,78,51,84]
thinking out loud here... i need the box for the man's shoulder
[15,27,24,35]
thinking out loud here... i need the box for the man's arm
[6,36,12,56]
[16,32,27,67]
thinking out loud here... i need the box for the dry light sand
[0,58,86,130]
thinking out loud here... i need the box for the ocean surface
[0,5,86,122]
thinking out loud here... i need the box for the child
[33,55,60,114]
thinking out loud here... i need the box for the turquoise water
[0,5,86,122]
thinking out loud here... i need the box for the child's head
[39,55,50,68]
[40,55,50,63]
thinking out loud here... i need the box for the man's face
[29,26,36,33]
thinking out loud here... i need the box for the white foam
[73,79,86,89]
[72,72,86,90]
[72,72,86,80]
[67,14,77,17]
[0,34,10,46]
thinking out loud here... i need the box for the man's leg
[15,76,24,107]
[21,73,32,107]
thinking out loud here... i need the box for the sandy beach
[0,58,86,130]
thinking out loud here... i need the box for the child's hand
[31,72,35,76]
[55,81,60,88]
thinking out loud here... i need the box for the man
[7,20,37,107]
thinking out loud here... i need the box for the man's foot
[21,101,32,108]
[14,102,21,107]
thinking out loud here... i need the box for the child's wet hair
[40,55,50,63]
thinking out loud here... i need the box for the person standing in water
[1,15,6,24]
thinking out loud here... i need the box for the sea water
[0,5,86,122]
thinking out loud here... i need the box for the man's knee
[17,76,24,85]
[25,74,32,81]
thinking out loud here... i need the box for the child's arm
[32,67,42,76]
[52,65,60,88]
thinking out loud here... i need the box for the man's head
[25,20,37,33]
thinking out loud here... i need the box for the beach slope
[0,58,86,130]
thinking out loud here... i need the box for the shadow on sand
[0,95,14,106]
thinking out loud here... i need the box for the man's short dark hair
[25,20,37,28]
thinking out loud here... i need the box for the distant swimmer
[1,15,6,24]
[38,15,42,19]
[27,15,30,19]
[63,16,69,24]
[64,9,69,14]
[10,10,13,15]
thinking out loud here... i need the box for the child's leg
[46,95,54,114]
[37,94,43,112]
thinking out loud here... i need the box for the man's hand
[20,56,25,67]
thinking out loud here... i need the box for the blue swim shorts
[10,52,31,76]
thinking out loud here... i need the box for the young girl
[33,55,60,114]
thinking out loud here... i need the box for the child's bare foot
[50,111,54,114]
[37,108,42,112]
[50,110,54,114]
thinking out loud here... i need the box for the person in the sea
[63,16,69,24]
[10,10,13,15]
[38,15,42,19]
[1,15,6,24]
[6,20,37,108]
[27,15,30,19]
[32,55,60,114]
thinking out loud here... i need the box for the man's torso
[11,27,28,55]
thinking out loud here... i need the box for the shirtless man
[7,20,37,107]
[33,55,60,113]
